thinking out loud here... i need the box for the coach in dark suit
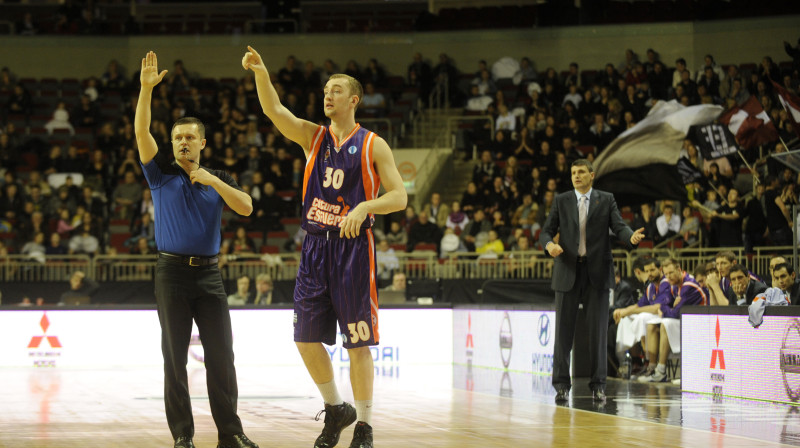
[539,159,644,402]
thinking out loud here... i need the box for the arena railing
[1,247,795,284]
[0,254,91,282]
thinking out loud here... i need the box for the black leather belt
[576,256,588,263]
[159,252,219,266]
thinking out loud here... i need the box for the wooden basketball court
[0,364,796,447]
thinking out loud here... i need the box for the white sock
[355,399,373,425]
[656,364,667,374]
[316,380,343,406]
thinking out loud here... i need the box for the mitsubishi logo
[710,316,725,369]
[28,312,62,349]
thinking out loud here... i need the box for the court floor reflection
[454,364,800,447]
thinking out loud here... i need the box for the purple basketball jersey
[301,125,380,233]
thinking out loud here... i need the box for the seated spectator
[21,231,46,264]
[383,271,407,292]
[59,270,99,305]
[68,221,99,256]
[461,182,484,215]
[495,104,516,132]
[678,206,700,246]
[407,211,440,252]
[440,227,466,258]
[589,113,614,152]
[253,274,275,305]
[472,150,497,187]
[45,232,68,256]
[0,182,24,221]
[56,208,76,238]
[472,68,497,96]
[230,225,256,255]
[511,193,538,231]
[360,82,386,117]
[446,201,469,232]
[130,236,156,256]
[254,182,284,230]
[227,275,253,306]
[476,229,504,258]
[655,203,680,242]
[375,239,400,281]
[126,211,155,248]
[640,258,706,383]
[385,221,407,246]
[7,83,33,120]
[461,209,491,252]
[423,192,449,229]
[72,94,100,130]
[512,127,535,160]
[113,171,143,220]
[44,102,75,136]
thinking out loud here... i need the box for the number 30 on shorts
[347,321,371,343]
[323,167,344,190]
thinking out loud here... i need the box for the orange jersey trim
[360,132,380,221]
[302,126,326,204]
[366,228,380,342]
[328,124,361,150]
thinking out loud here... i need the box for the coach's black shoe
[554,387,569,403]
[174,436,195,448]
[217,433,259,448]
[348,421,373,448]
[592,388,607,402]
[314,402,357,448]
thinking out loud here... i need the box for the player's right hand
[242,45,267,74]
[140,51,168,88]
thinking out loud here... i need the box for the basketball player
[243,46,407,448]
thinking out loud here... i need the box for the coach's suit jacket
[538,189,634,292]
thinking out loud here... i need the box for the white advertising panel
[0,309,452,369]
[682,313,800,404]
[452,308,555,374]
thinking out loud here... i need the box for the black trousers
[154,257,243,439]
[552,260,609,392]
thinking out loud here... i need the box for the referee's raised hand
[140,51,167,88]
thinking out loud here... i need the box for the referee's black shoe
[174,436,195,448]
[314,402,357,448]
[348,421,373,448]
[217,433,259,448]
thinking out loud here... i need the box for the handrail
[244,18,299,34]
[0,246,795,284]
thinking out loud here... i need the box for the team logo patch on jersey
[348,145,358,155]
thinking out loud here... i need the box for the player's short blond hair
[328,74,363,110]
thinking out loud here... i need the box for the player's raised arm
[242,45,318,156]
[134,51,168,165]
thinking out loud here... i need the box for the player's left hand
[189,167,215,186]
[340,204,368,239]
[630,227,645,245]
[657,309,663,317]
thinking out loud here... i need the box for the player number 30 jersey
[301,124,381,233]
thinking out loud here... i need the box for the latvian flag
[717,95,778,150]
[771,80,800,140]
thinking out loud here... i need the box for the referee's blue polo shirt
[141,158,243,257]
